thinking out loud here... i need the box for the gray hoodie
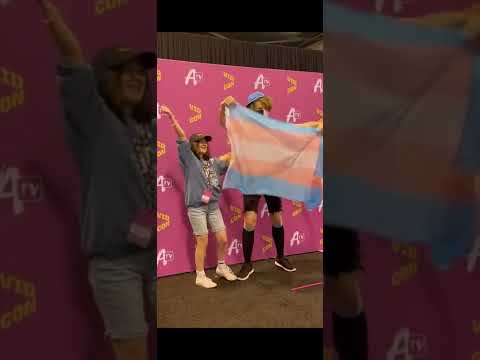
[57,63,155,258]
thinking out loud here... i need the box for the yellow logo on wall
[223,72,235,90]
[229,205,242,224]
[392,244,418,287]
[320,227,323,249]
[157,69,162,82]
[0,273,36,331]
[0,67,24,113]
[262,235,273,253]
[316,108,323,124]
[292,201,304,217]
[157,212,171,232]
[95,0,128,15]
[157,141,166,158]
[287,76,297,94]
[189,104,202,123]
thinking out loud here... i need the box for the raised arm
[37,0,85,64]
[160,105,187,141]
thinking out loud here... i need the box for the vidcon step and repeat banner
[323,1,480,359]
[0,2,154,359]
[157,59,323,277]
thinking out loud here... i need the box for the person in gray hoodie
[160,105,237,288]
[38,1,156,359]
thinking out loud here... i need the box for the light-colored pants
[187,203,226,235]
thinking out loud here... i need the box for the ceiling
[186,32,323,50]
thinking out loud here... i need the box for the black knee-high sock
[333,312,368,360]
[272,225,285,258]
[242,228,255,263]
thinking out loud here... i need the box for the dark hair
[96,66,154,124]
[191,142,211,161]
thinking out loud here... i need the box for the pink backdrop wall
[0,2,155,359]
[324,1,480,359]
[157,59,323,277]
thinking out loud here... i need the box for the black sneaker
[237,262,255,280]
[275,257,296,272]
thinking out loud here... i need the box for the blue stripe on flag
[325,174,476,267]
[223,168,322,210]
[324,1,466,47]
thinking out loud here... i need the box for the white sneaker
[195,275,217,289]
[216,264,237,281]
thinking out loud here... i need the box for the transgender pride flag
[325,1,480,267]
[223,105,322,210]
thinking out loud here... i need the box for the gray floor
[157,252,323,328]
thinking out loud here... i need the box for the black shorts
[243,194,282,213]
[323,225,362,277]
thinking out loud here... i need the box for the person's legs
[213,229,237,281]
[194,234,209,272]
[88,256,150,360]
[208,205,237,281]
[324,225,368,360]
[265,195,296,272]
[187,206,216,288]
[237,195,261,280]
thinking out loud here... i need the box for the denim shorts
[187,202,226,236]
[88,249,156,340]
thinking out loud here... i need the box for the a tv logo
[185,69,203,86]
[254,74,270,90]
[387,328,427,359]
[290,231,305,247]
[157,175,173,193]
[286,108,301,123]
[157,249,174,267]
[0,167,42,215]
[313,78,323,94]
[228,238,242,256]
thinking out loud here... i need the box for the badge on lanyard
[201,188,213,204]
[127,208,155,248]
